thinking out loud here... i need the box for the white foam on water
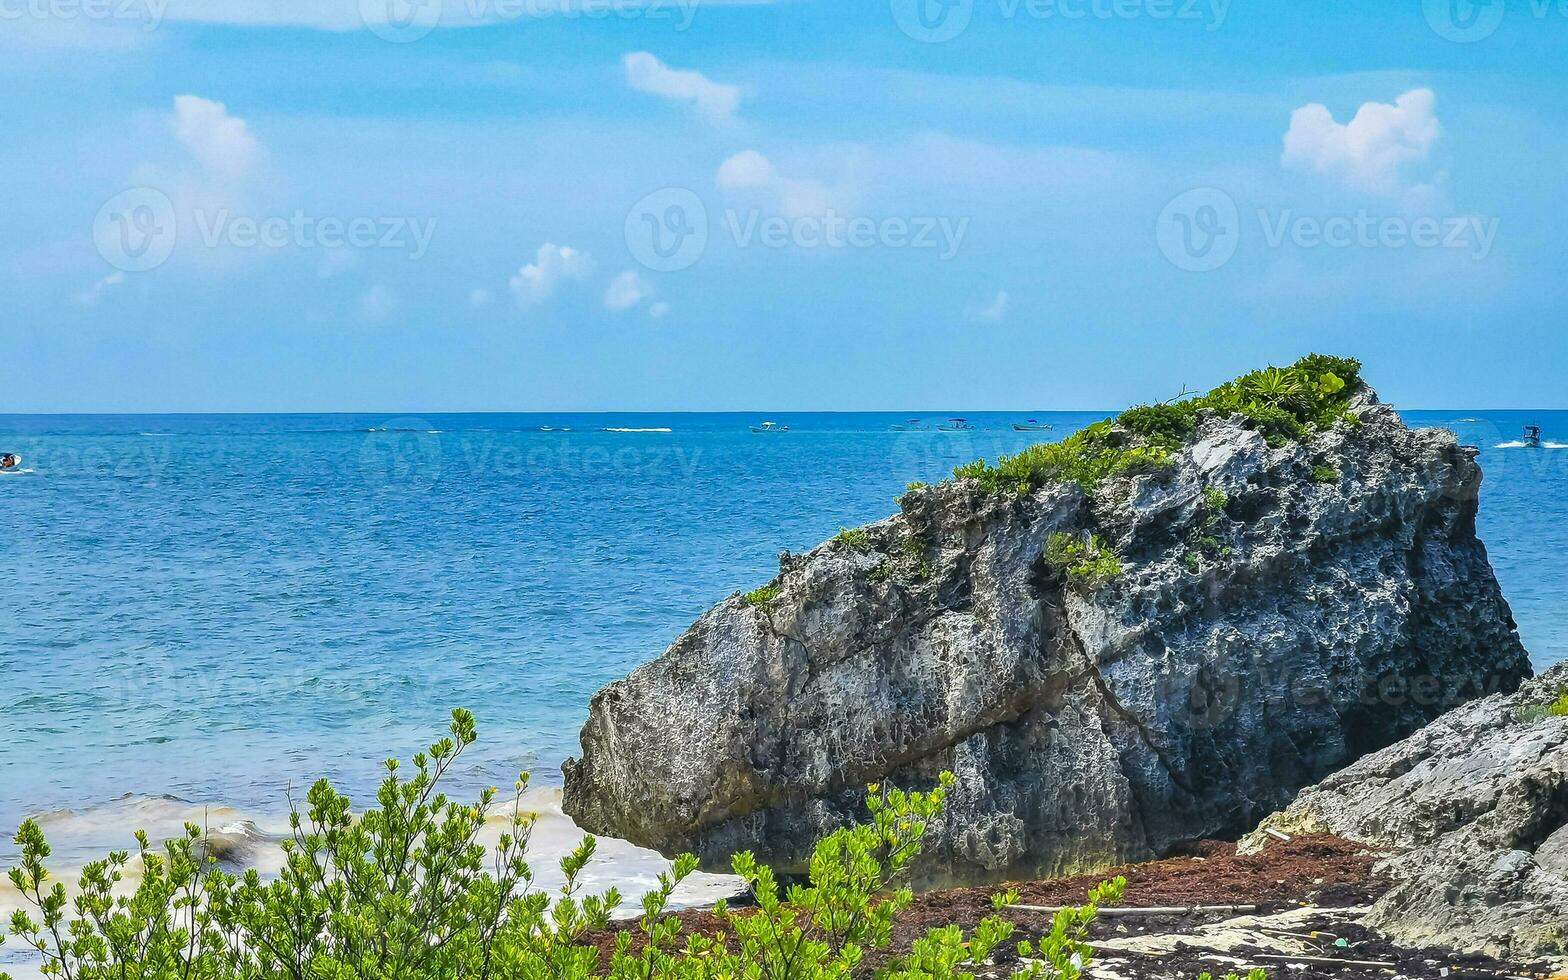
[1495,441,1568,449]
[601,428,673,433]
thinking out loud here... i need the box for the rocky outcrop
[563,388,1531,886]
[1241,664,1568,966]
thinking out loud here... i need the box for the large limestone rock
[563,391,1530,886]
[1242,664,1568,966]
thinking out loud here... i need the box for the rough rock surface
[563,391,1531,886]
[1241,663,1568,966]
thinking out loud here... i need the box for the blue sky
[3,0,1566,412]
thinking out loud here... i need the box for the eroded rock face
[1242,664,1568,966]
[563,394,1531,886]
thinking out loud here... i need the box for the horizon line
[0,408,1557,417]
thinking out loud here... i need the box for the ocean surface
[1,409,1565,875]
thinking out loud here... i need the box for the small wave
[601,427,673,433]
[1495,440,1568,449]
[1,789,740,918]
[0,468,36,475]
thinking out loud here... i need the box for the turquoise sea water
[1,410,1565,861]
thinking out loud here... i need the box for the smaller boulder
[1243,663,1568,966]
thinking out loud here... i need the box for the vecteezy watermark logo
[192,210,437,259]
[93,187,178,273]
[359,419,444,493]
[359,0,443,43]
[0,0,169,30]
[1256,210,1499,259]
[625,187,709,273]
[893,0,1228,42]
[890,0,976,42]
[1157,189,1502,273]
[1156,187,1240,273]
[358,0,702,42]
[724,210,969,259]
[1423,0,1506,42]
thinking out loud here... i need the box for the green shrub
[955,425,1173,496]
[1182,487,1232,571]
[0,715,1147,980]
[1313,465,1341,484]
[898,534,934,582]
[833,527,872,552]
[1517,690,1568,723]
[1044,533,1123,589]
[1118,403,1198,448]
[744,584,781,606]
[955,354,1363,496]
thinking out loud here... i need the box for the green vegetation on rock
[1313,465,1342,484]
[833,527,872,552]
[1044,533,1123,589]
[0,714,1171,980]
[955,354,1364,496]
[744,584,781,607]
[1517,690,1568,723]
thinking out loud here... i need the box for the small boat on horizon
[0,452,20,471]
[891,419,927,432]
[937,418,972,432]
[750,421,789,433]
[1523,424,1543,448]
[1012,419,1054,432]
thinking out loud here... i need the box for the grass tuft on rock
[1517,690,1568,723]
[743,584,781,607]
[1044,532,1123,589]
[955,353,1364,496]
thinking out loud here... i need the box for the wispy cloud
[966,290,1010,323]
[716,150,844,218]
[149,0,771,32]
[170,95,262,179]
[75,271,126,307]
[604,269,652,311]
[623,52,740,122]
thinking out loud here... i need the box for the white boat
[1012,419,1053,432]
[937,418,972,432]
[0,452,20,471]
[1523,424,1543,448]
[891,419,927,431]
[750,421,789,433]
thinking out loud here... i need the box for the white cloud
[604,270,651,311]
[509,244,591,304]
[149,0,770,32]
[356,284,399,325]
[170,95,262,178]
[623,52,740,122]
[716,150,840,218]
[75,271,126,307]
[966,290,1010,323]
[1282,89,1441,195]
